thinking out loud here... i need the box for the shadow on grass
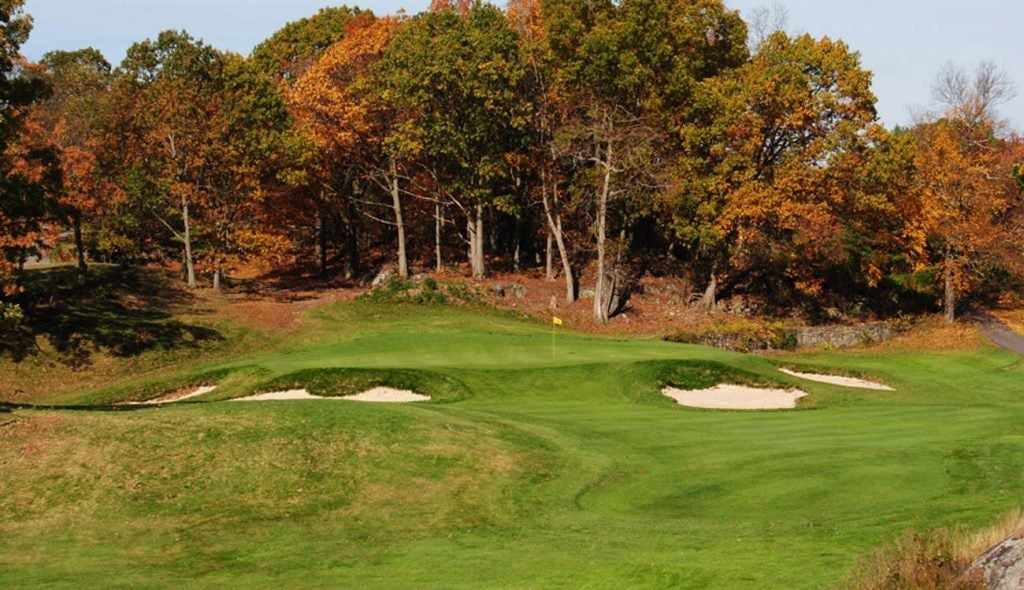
[2,265,222,366]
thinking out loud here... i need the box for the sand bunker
[232,389,323,401]
[779,368,894,391]
[662,384,807,410]
[232,387,430,403]
[133,385,217,405]
[340,387,431,403]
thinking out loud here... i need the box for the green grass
[2,298,1024,588]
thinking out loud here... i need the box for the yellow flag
[552,317,563,326]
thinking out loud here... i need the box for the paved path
[969,313,1024,355]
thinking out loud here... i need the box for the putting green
[2,301,1023,589]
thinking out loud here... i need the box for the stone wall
[795,323,894,349]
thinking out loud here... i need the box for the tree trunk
[316,206,328,277]
[944,250,957,323]
[182,195,196,289]
[487,206,497,255]
[343,189,359,280]
[389,156,409,279]
[513,216,522,272]
[72,211,87,282]
[213,268,221,292]
[701,273,718,313]
[545,229,554,281]
[344,221,359,281]
[435,201,443,274]
[470,201,485,280]
[541,169,575,302]
[593,137,613,323]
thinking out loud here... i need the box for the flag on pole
[552,316,563,326]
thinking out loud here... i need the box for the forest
[1,0,1023,325]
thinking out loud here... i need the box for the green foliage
[356,277,484,306]
[251,6,370,83]
[379,3,531,204]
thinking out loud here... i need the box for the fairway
[3,301,1024,588]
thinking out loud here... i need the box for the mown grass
[2,288,1024,588]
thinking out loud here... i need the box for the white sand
[662,384,807,410]
[133,385,217,405]
[232,387,431,403]
[232,389,323,401]
[779,368,894,391]
[340,387,431,403]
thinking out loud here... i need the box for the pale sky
[21,0,1024,131]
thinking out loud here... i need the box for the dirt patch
[211,290,351,332]
[662,384,807,410]
[779,369,893,391]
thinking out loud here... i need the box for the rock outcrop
[971,537,1024,590]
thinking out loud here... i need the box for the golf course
[3,272,1023,589]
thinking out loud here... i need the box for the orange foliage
[430,0,472,16]
[290,15,399,157]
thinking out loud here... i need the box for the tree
[200,54,294,290]
[291,14,405,278]
[671,32,883,310]
[544,0,748,321]
[914,119,1016,321]
[115,31,224,288]
[251,6,369,84]
[931,61,1017,132]
[35,48,115,280]
[379,3,532,280]
[913,63,1021,321]
[0,0,54,300]
[507,0,578,302]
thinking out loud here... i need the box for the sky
[20,0,1024,131]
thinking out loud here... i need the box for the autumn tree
[544,0,748,321]
[904,62,1021,321]
[670,32,887,311]
[291,14,405,278]
[0,0,54,303]
[200,55,294,290]
[33,48,116,280]
[114,31,229,288]
[379,2,531,280]
[252,6,369,84]
[506,0,579,301]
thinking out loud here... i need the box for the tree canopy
[4,0,1023,324]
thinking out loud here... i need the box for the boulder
[971,537,1024,590]
[371,268,397,289]
[489,283,506,298]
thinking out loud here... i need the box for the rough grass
[845,509,1024,589]
[3,275,1024,588]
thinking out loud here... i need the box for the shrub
[666,318,798,352]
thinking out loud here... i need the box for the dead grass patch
[845,509,1024,590]
[874,316,988,352]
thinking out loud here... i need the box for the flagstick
[551,320,556,358]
